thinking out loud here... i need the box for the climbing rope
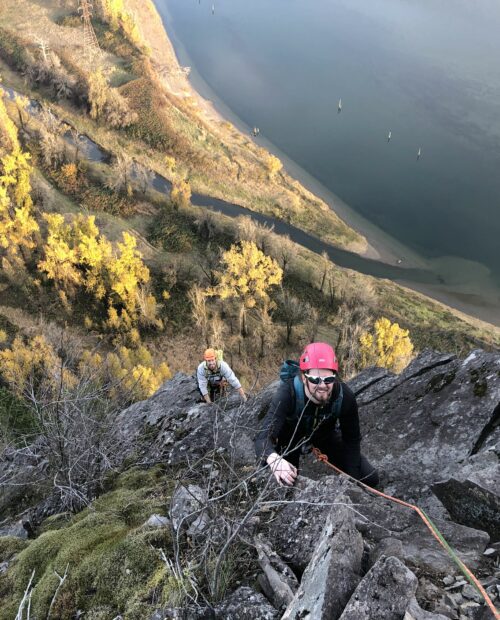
[311,447,500,620]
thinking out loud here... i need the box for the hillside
[0,0,499,404]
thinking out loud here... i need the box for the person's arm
[255,382,293,464]
[196,364,210,402]
[220,361,246,401]
[220,361,242,390]
[338,384,362,476]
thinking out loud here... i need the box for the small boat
[417,147,421,160]
[252,127,260,137]
[212,3,215,14]
[337,98,342,113]
[387,130,392,142]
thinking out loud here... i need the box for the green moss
[473,379,488,397]
[470,368,488,397]
[427,371,456,393]
[0,536,28,562]
[0,472,173,619]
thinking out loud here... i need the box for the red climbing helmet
[299,342,339,372]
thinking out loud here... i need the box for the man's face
[302,368,336,405]
[206,358,217,370]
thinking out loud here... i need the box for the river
[153,0,500,326]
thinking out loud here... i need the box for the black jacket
[254,380,362,472]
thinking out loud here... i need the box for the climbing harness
[312,447,500,620]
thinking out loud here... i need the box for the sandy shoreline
[128,0,499,330]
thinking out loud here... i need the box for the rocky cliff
[0,349,499,619]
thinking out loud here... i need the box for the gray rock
[264,475,350,572]
[282,495,363,620]
[339,556,418,620]
[254,535,299,610]
[461,584,482,603]
[432,466,500,540]
[112,373,259,468]
[346,484,489,574]
[170,485,209,533]
[357,349,500,517]
[144,514,170,529]
[149,607,211,619]
[0,520,28,539]
[405,596,451,619]
[214,586,278,619]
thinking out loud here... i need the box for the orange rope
[312,447,500,620]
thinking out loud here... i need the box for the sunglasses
[304,373,337,385]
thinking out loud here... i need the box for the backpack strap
[331,383,343,419]
[293,375,305,419]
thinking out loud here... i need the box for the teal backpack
[279,359,343,427]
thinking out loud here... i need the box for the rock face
[432,450,500,540]
[2,349,500,619]
[338,555,418,620]
[351,349,500,522]
[282,495,363,619]
[214,586,278,619]
[112,373,260,468]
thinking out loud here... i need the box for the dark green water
[154,0,500,325]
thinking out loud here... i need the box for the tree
[188,285,209,346]
[334,302,371,378]
[106,153,134,195]
[266,154,282,179]
[359,317,414,373]
[277,289,307,344]
[88,69,108,121]
[38,214,161,335]
[170,179,191,210]
[274,234,295,276]
[210,241,282,336]
[37,213,82,296]
[0,97,39,264]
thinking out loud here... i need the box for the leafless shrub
[0,334,129,515]
[276,290,308,344]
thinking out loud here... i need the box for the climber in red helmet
[255,342,379,487]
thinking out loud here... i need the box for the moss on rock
[0,466,176,619]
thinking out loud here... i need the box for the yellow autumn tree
[0,94,39,264]
[170,179,191,210]
[38,215,161,335]
[266,154,282,179]
[359,317,414,373]
[210,240,282,336]
[98,0,141,44]
[80,344,171,401]
[38,213,82,295]
[0,334,75,396]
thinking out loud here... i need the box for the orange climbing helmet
[299,342,339,372]
[204,348,217,361]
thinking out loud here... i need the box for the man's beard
[312,387,330,404]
